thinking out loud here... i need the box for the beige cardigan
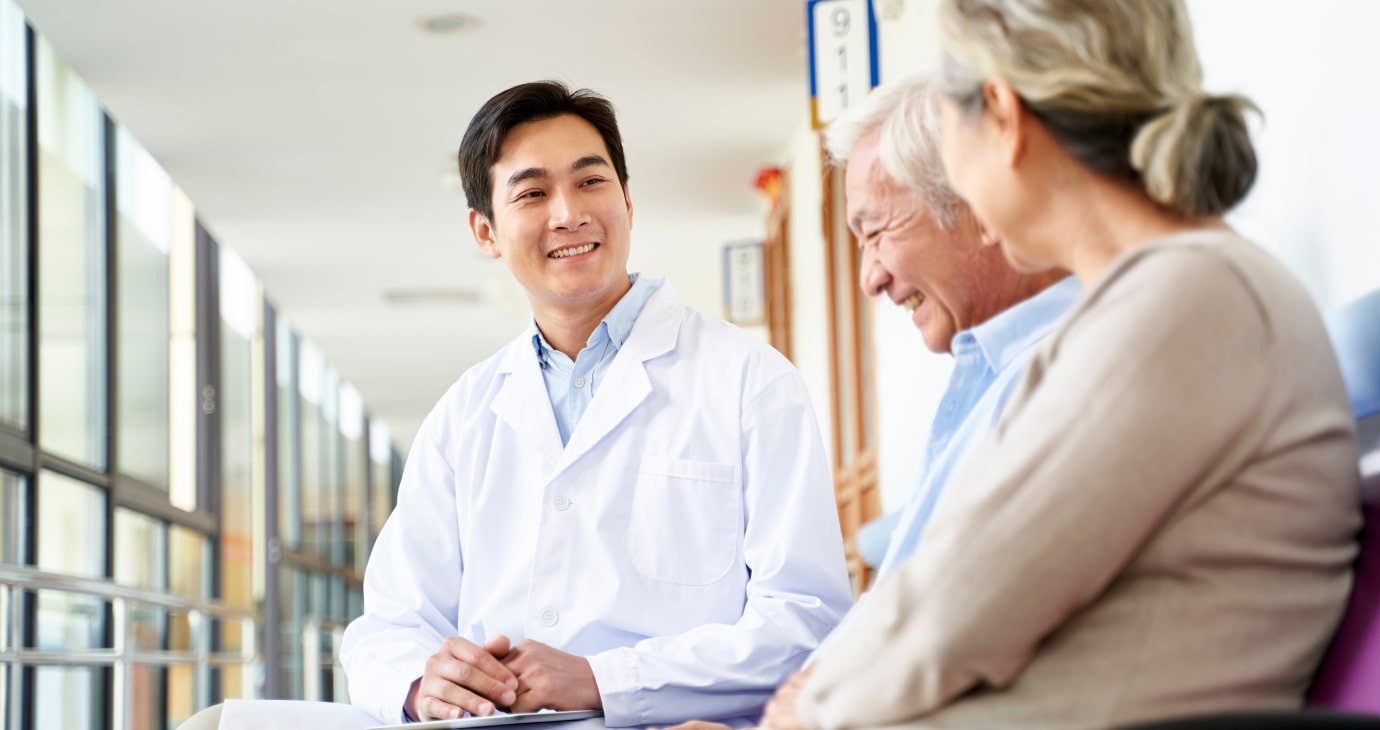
[799,231,1362,729]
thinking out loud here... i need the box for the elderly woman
[773,1,1362,729]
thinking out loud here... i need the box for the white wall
[785,0,1380,514]
[1190,0,1380,309]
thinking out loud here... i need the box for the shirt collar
[956,275,1081,370]
[529,273,660,364]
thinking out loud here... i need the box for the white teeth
[902,293,924,311]
[549,243,597,259]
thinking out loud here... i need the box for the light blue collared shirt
[874,275,1081,579]
[531,273,661,446]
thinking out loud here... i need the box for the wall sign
[808,0,879,129]
[722,241,766,325]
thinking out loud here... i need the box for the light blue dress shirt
[531,273,661,446]
[874,276,1081,579]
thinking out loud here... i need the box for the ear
[982,78,1027,167]
[469,209,502,259]
[622,182,635,228]
[977,219,1002,248]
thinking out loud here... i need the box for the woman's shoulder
[1095,229,1299,313]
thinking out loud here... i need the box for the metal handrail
[0,563,259,730]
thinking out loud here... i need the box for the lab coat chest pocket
[628,457,742,586]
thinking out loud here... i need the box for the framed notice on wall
[722,241,766,326]
[807,0,879,129]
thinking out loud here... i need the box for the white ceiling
[16,0,813,449]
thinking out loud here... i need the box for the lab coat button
[540,608,559,627]
[553,495,571,511]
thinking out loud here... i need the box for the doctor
[339,80,853,727]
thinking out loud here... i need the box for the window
[0,469,23,564]
[340,384,365,574]
[368,420,395,545]
[36,37,107,469]
[0,0,27,431]
[115,508,168,730]
[219,245,258,700]
[115,128,176,490]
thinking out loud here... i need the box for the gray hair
[823,75,962,228]
[939,0,1258,217]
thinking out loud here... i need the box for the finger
[419,695,461,721]
[433,655,518,707]
[442,637,519,693]
[484,634,512,659]
[424,681,502,718]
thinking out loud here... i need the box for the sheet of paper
[220,699,383,730]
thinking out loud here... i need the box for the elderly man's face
[846,132,1007,354]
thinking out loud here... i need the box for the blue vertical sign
[808,0,880,129]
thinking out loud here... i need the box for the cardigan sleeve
[797,246,1275,729]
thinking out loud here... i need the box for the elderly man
[832,75,1077,583]
[665,74,1078,730]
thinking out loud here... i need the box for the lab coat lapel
[490,333,565,466]
[555,284,684,474]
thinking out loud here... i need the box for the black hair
[458,80,630,223]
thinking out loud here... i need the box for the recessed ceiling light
[382,288,482,306]
[417,13,479,35]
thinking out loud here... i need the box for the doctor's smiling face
[469,113,634,318]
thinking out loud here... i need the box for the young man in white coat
[339,81,853,727]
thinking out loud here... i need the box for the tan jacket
[800,231,1362,729]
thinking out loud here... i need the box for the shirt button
[539,608,559,627]
[574,377,586,389]
[553,495,571,511]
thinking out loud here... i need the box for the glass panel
[167,609,191,652]
[114,508,165,590]
[220,246,255,614]
[168,188,196,510]
[36,36,107,469]
[129,664,165,730]
[299,342,325,557]
[213,664,253,703]
[0,469,24,564]
[340,384,365,573]
[115,127,172,489]
[279,567,306,699]
[34,666,105,730]
[168,524,208,598]
[35,471,106,651]
[329,574,345,622]
[347,586,363,621]
[167,663,196,727]
[277,322,301,550]
[0,0,28,430]
[322,368,342,567]
[114,509,167,655]
[368,421,394,543]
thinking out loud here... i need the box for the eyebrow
[505,155,612,188]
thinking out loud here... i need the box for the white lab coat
[341,282,852,726]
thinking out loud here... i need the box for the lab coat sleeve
[341,412,462,724]
[587,370,854,726]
